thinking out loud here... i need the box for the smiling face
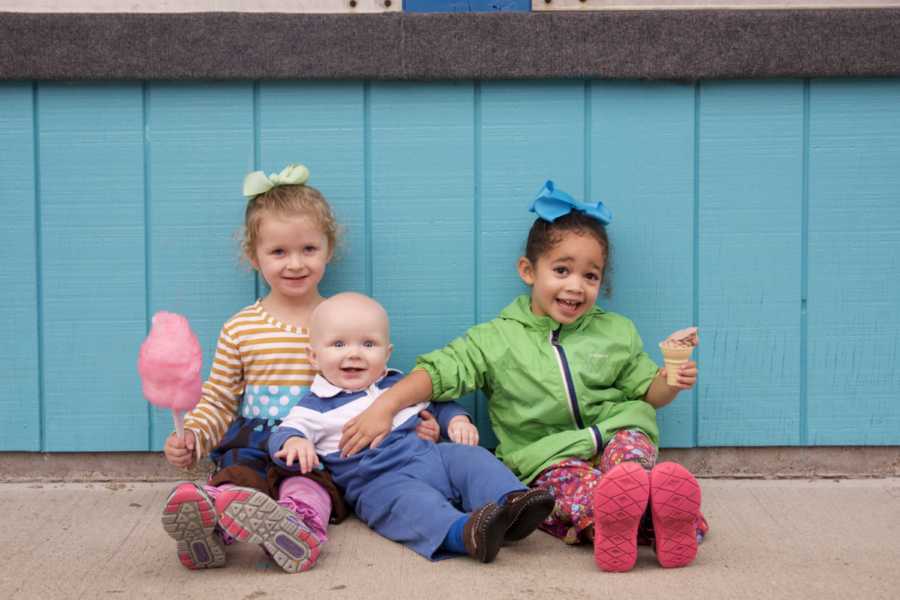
[518,230,605,324]
[251,213,331,306]
[309,293,393,392]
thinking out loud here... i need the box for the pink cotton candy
[137,311,203,413]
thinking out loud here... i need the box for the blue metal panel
[698,81,804,446]
[590,81,696,448]
[145,82,256,449]
[38,83,148,451]
[807,79,900,445]
[405,0,530,12]
[257,82,367,300]
[2,78,900,450]
[368,81,477,416]
[0,84,40,450]
[479,80,585,444]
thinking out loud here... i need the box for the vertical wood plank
[39,83,147,451]
[369,81,476,412]
[698,81,804,446]
[807,79,900,444]
[479,80,585,444]
[257,82,366,300]
[145,82,256,449]
[0,84,40,450]
[591,81,696,447]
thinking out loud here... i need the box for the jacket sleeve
[499,426,602,484]
[614,322,659,401]
[415,325,492,401]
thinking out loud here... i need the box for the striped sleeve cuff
[589,425,603,455]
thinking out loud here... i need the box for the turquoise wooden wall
[2,79,899,452]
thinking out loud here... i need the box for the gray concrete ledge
[2,10,900,81]
[2,447,898,482]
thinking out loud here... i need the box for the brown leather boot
[500,488,555,543]
[463,502,509,563]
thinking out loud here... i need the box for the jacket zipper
[549,327,584,429]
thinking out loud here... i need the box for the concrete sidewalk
[2,478,898,600]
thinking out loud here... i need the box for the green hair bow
[242,164,310,198]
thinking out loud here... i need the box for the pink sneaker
[650,462,702,568]
[215,486,321,573]
[592,462,650,572]
[161,482,226,570]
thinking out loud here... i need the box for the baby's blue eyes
[331,340,377,348]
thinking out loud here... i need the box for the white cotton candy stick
[137,311,203,441]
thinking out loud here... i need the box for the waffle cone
[659,343,694,385]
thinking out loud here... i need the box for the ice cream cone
[659,343,694,386]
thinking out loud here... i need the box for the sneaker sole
[161,483,226,570]
[650,462,701,568]
[592,462,650,572]
[216,487,320,573]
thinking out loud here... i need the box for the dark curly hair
[524,212,613,297]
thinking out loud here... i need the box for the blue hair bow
[529,180,612,225]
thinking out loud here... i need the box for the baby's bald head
[309,293,393,391]
[311,292,390,344]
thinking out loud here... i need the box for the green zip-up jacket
[416,294,660,484]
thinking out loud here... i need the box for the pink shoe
[215,486,321,573]
[650,462,702,568]
[161,482,226,570]
[592,462,650,572]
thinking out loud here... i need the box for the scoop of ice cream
[661,326,698,349]
[137,311,203,412]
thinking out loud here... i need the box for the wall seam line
[800,79,811,446]
[142,82,153,449]
[473,79,483,427]
[32,82,45,452]
[364,81,373,297]
[252,81,262,302]
[692,81,701,448]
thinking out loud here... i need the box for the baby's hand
[660,360,698,390]
[415,410,441,443]
[164,430,196,469]
[447,416,479,446]
[275,437,320,474]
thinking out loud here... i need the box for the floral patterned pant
[532,429,708,545]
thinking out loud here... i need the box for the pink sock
[277,476,331,542]
[203,483,237,544]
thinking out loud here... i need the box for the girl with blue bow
[340,181,709,572]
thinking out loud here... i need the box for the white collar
[310,369,399,398]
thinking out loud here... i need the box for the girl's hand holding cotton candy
[137,312,203,442]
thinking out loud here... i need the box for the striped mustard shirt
[183,300,317,459]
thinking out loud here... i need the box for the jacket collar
[499,294,602,334]
[310,368,400,398]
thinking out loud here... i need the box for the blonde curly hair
[241,184,341,264]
